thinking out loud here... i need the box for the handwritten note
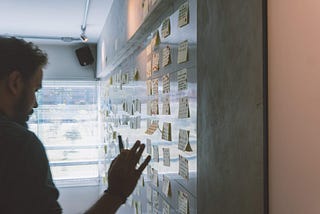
[178,96,190,118]
[147,165,152,179]
[152,52,160,72]
[146,139,152,154]
[163,148,170,167]
[162,175,171,197]
[152,79,159,95]
[153,190,159,210]
[146,60,152,78]
[151,98,159,115]
[178,2,189,28]
[145,121,158,135]
[177,40,189,64]
[179,155,189,180]
[178,190,189,214]
[134,99,141,113]
[161,122,172,141]
[152,168,158,186]
[162,46,171,67]
[153,145,159,162]
[178,129,192,151]
[162,96,170,115]
[147,100,151,115]
[161,18,171,38]
[177,68,188,91]
[163,200,170,214]
[130,116,141,129]
[162,74,170,94]
[146,80,152,96]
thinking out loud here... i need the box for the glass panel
[28,81,101,184]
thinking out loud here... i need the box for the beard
[13,90,33,128]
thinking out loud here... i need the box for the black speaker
[75,45,94,66]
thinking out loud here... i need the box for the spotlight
[80,32,88,42]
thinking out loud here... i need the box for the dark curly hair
[0,36,48,80]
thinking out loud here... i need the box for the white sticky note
[177,40,189,64]
[152,79,159,95]
[178,129,192,151]
[177,68,188,91]
[178,2,189,28]
[147,165,152,179]
[162,96,171,115]
[178,190,189,214]
[162,46,171,67]
[161,122,172,141]
[147,100,152,116]
[153,145,159,162]
[178,96,190,118]
[163,200,170,214]
[161,18,171,38]
[152,51,160,72]
[153,190,159,210]
[147,80,152,95]
[145,121,158,135]
[179,155,189,180]
[146,139,152,155]
[151,98,159,115]
[162,74,170,94]
[163,148,170,167]
[152,168,158,186]
[162,175,171,197]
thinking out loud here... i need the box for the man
[0,36,151,213]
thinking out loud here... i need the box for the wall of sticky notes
[98,0,197,213]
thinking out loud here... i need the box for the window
[28,81,102,187]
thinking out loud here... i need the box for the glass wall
[28,81,102,187]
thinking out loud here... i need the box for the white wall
[38,44,96,81]
[269,0,320,213]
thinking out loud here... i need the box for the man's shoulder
[0,119,37,146]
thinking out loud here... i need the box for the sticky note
[178,2,189,28]
[179,155,189,180]
[177,40,189,64]
[163,148,170,166]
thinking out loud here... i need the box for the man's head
[0,37,48,126]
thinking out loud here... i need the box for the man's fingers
[130,140,141,154]
[136,144,145,159]
[137,155,151,174]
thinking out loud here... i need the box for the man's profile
[0,36,151,214]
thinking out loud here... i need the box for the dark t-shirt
[0,115,62,214]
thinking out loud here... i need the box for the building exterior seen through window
[28,81,101,187]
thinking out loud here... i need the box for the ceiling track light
[80,0,91,43]
[80,32,88,42]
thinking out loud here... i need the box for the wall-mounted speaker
[75,45,94,66]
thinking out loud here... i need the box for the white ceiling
[0,0,113,44]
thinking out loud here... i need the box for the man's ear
[6,70,24,96]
